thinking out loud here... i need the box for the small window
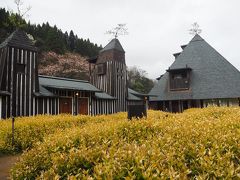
[170,71,190,90]
[16,63,25,74]
[172,72,187,80]
[97,63,106,75]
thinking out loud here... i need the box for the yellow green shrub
[10,107,240,179]
[0,113,123,155]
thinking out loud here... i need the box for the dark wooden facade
[0,31,148,119]
[89,38,128,114]
[149,99,240,113]
[0,30,39,118]
[167,68,191,91]
[0,30,95,119]
[35,88,92,115]
[91,99,115,115]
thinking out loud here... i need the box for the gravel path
[0,155,20,180]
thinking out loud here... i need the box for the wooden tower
[89,38,127,113]
[0,29,39,118]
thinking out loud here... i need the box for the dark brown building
[88,38,148,115]
[88,38,127,114]
[0,30,39,118]
[0,30,147,119]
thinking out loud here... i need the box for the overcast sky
[1,0,240,79]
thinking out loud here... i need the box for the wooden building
[88,38,148,114]
[149,34,240,112]
[0,30,39,118]
[36,75,101,116]
[0,30,147,119]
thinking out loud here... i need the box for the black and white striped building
[0,30,147,119]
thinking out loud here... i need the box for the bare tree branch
[14,0,31,18]
[106,24,129,39]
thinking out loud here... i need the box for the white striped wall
[17,49,35,117]
[34,90,92,116]
[91,98,115,115]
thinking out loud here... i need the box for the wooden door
[78,98,88,115]
[59,98,72,114]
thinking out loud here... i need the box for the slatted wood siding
[88,38,129,115]
[90,60,127,115]
[0,96,2,119]
[0,47,8,119]
[91,98,115,115]
[35,90,91,115]
[0,46,38,118]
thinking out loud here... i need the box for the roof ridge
[38,75,89,83]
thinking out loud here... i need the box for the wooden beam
[0,96,2,119]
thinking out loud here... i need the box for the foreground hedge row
[0,113,126,155]
[10,107,240,179]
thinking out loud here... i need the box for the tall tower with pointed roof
[0,29,39,118]
[88,38,127,113]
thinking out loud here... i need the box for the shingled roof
[39,75,101,92]
[0,29,37,51]
[150,34,240,101]
[99,38,125,53]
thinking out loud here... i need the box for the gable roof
[128,88,153,101]
[150,34,240,101]
[0,29,37,51]
[99,38,125,53]
[39,75,101,92]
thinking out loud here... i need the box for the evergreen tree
[45,27,65,54]
[0,8,102,57]
[69,30,75,51]
[63,31,69,50]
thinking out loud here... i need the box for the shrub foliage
[1,107,240,179]
[0,114,102,154]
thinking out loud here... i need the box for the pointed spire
[100,38,125,53]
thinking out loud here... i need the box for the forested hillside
[0,8,154,92]
[0,8,101,80]
[0,8,102,56]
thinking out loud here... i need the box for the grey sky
[1,0,240,79]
